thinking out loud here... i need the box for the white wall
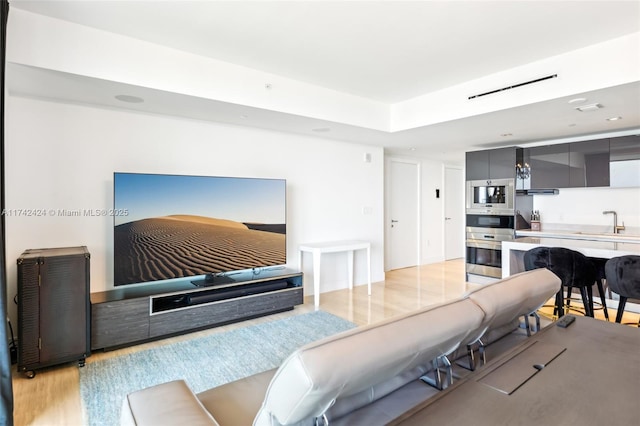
[4,95,385,324]
[532,186,640,234]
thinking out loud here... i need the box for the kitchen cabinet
[469,135,638,189]
[610,135,640,187]
[569,139,610,187]
[466,150,489,181]
[465,147,516,181]
[524,143,570,189]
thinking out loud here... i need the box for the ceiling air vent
[575,103,603,112]
[468,74,558,100]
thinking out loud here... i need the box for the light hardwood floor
[10,259,639,425]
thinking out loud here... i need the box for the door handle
[445,217,452,220]
[391,220,399,223]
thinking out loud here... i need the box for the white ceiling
[7,0,640,162]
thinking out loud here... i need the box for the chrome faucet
[603,210,625,234]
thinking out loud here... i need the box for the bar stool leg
[555,290,564,318]
[579,287,593,317]
[595,278,610,321]
[615,296,627,323]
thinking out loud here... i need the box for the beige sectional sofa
[121,268,560,426]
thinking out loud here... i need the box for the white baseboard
[466,274,499,285]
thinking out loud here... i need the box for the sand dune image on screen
[114,215,285,286]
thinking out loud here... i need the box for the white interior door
[444,167,465,260]
[387,159,419,270]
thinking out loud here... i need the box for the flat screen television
[113,172,286,286]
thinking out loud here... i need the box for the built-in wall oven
[466,178,515,215]
[465,213,516,279]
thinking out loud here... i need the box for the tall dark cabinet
[17,246,90,378]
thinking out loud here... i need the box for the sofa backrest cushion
[463,268,561,346]
[254,298,484,426]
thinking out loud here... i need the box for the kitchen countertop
[516,229,640,243]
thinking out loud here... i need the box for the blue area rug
[79,311,355,426]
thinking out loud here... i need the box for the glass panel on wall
[610,135,640,188]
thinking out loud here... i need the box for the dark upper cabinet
[490,147,518,180]
[465,150,489,181]
[467,136,637,188]
[610,135,640,187]
[524,143,570,189]
[466,147,516,181]
[569,139,610,187]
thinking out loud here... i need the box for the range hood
[516,188,559,195]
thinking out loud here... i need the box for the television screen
[113,172,286,286]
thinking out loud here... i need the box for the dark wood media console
[90,269,303,350]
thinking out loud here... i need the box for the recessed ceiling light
[568,97,587,104]
[606,116,622,121]
[312,127,331,133]
[115,94,144,103]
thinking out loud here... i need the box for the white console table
[299,240,372,309]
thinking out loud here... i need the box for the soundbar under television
[113,172,286,287]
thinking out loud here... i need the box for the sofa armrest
[121,380,220,426]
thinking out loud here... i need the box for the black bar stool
[604,255,640,326]
[524,247,599,318]
[573,257,609,321]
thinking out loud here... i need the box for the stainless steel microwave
[466,178,515,215]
